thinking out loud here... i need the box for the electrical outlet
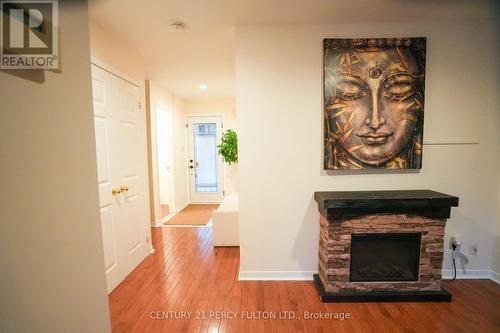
[450,234,462,249]
[469,243,478,256]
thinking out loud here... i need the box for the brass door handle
[112,186,129,196]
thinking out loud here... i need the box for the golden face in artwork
[324,38,426,169]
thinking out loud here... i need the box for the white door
[91,64,151,294]
[187,116,224,203]
[156,108,173,211]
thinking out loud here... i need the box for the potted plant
[217,129,238,165]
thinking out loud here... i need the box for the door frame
[148,108,227,226]
[147,82,189,227]
[91,57,154,255]
[91,57,141,88]
[186,115,225,204]
[151,102,175,223]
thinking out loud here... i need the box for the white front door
[91,64,151,294]
[187,116,224,203]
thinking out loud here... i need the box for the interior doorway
[156,108,174,220]
[187,116,224,203]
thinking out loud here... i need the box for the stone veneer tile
[318,214,446,293]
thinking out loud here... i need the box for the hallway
[108,227,500,333]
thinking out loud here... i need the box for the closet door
[91,64,150,294]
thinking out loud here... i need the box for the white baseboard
[238,270,316,281]
[237,269,500,283]
[173,202,190,214]
[152,220,164,227]
[490,270,500,284]
[441,269,492,280]
[160,213,178,224]
[153,203,190,227]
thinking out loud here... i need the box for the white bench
[212,194,239,246]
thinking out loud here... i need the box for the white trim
[174,202,190,213]
[423,140,479,145]
[490,270,500,284]
[154,105,176,221]
[185,114,226,122]
[152,220,163,227]
[441,269,491,280]
[160,213,178,224]
[237,269,500,283]
[238,270,316,281]
[149,93,163,226]
[90,57,140,87]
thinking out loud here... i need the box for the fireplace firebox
[350,233,421,282]
[313,190,459,302]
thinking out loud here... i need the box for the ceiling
[89,0,496,99]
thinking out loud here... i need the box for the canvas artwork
[323,37,426,169]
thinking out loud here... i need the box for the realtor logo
[1,0,58,69]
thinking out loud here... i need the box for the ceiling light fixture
[199,84,208,90]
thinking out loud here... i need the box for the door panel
[100,205,117,273]
[94,118,110,183]
[114,80,147,269]
[188,116,224,203]
[124,192,143,253]
[91,64,150,294]
[92,66,122,292]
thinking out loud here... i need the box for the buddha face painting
[323,38,426,169]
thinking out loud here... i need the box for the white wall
[235,20,499,279]
[172,96,190,208]
[157,109,173,205]
[184,98,239,194]
[0,2,111,332]
[147,81,190,225]
[89,21,145,83]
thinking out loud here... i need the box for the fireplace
[313,190,459,302]
[350,233,421,282]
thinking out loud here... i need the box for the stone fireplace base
[312,274,452,302]
[315,214,452,302]
[313,190,459,302]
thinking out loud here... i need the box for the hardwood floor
[109,227,500,333]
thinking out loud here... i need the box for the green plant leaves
[217,129,238,165]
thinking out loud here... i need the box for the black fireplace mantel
[314,190,459,221]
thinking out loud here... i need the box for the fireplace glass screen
[350,233,421,282]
